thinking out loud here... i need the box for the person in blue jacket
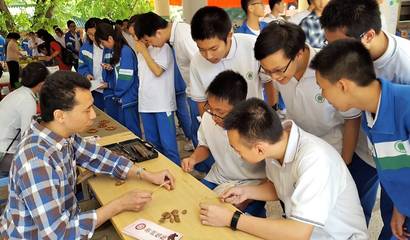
[20,34,32,57]
[236,0,268,36]
[78,18,105,110]
[65,20,82,71]
[95,22,141,137]
[0,34,5,63]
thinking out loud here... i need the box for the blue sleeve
[65,33,74,52]
[114,47,137,98]
[78,45,92,77]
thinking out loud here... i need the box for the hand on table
[143,169,175,190]
[391,207,410,240]
[118,189,152,212]
[181,157,197,172]
[220,186,248,205]
[199,203,234,227]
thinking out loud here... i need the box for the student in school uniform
[236,0,268,35]
[78,18,105,110]
[321,0,410,236]
[20,34,32,57]
[254,22,362,162]
[190,6,274,116]
[263,0,286,23]
[0,34,5,64]
[134,38,180,164]
[131,12,207,168]
[65,20,82,71]
[95,22,141,137]
[311,39,410,240]
[199,98,368,240]
[182,71,266,216]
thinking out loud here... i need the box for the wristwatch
[230,210,242,230]
[136,167,145,179]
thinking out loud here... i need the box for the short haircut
[269,0,282,10]
[52,25,58,30]
[55,28,64,35]
[40,71,91,122]
[115,19,123,25]
[320,0,381,39]
[21,62,49,88]
[206,70,247,106]
[191,6,232,42]
[67,20,75,28]
[224,98,284,145]
[255,22,305,61]
[241,0,251,13]
[132,12,168,38]
[310,39,376,86]
[6,32,20,40]
[123,19,129,23]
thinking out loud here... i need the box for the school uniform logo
[246,71,254,81]
[315,93,325,103]
[394,141,407,154]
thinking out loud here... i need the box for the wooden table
[88,149,261,240]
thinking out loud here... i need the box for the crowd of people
[0,0,409,239]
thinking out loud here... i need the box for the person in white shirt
[288,0,314,25]
[27,32,44,57]
[320,0,410,237]
[134,39,180,165]
[0,62,49,153]
[54,28,66,47]
[199,98,368,240]
[131,12,207,170]
[190,6,274,116]
[181,71,266,216]
[263,0,286,23]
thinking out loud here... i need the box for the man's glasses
[259,58,292,77]
[204,102,225,120]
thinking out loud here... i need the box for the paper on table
[122,219,183,240]
[90,80,105,92]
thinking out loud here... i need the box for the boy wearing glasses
[236,0,268,36]
[190,6,273,115]
[255,22,362,167]
[181,70,266,216]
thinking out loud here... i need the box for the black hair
[95,22,129,65]
[102,18,114,25]
[54,28,64,35]
[40,71,91,122]
[52,25,59,30]
[85,17,101,43]
[123,19,129,23]
[255,22,305,61]
[224,98,284,145]
[21,62,49,88]
[36,29,57,56]
[307,0,311,5]
[269,0,282,10]
[132,12,168,39]
[115,19,123,25]
[191,6,232,42]
[241,0,251,13]
[310,39,376,86]
[206,70,247,106]
[320,0,381,39]
[6,32,20,40]
[67,20,75,28]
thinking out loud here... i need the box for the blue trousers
[104,97,119,122]
[118,105,141,137]
[140,112,180,164]
[92,91,104,111]
[201,178,266,217]
[348,153,394,239]
[176,92,192,140]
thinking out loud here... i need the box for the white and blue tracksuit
[78,40,104,110]
[0,35,5,61]
[104,45,141,137]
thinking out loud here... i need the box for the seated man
[181,70,266,216]
[0,71,175,239]
[199,98,368,240]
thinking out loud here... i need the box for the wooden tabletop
[88,154,261,240]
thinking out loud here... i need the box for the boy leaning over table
[0,71,175,239]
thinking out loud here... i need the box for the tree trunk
[0,0,16,31]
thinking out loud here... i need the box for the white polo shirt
[169,22,199,97]
[374,31,410,85]
[138,45,176,113]
[274,45,361,153]
[265,121,368,240]
[198,112,266,184]
[190,33,269,103]
[0,86,37,153]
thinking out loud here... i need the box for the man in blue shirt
[311,39,410,240]
[65,20,82,70]
[0,71,175,239]
[236,0,268,36]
